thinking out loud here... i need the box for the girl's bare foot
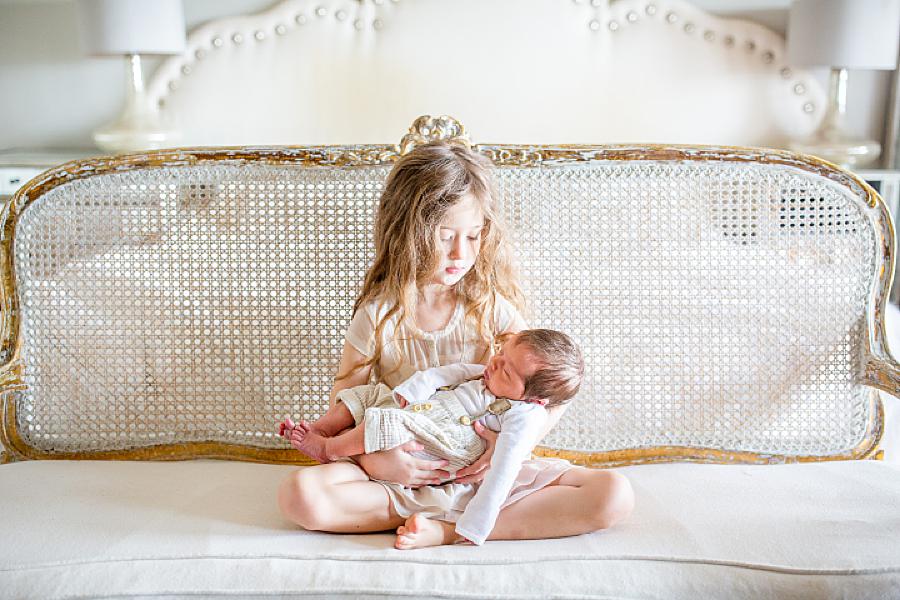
[394,514,457,549]
[289,421,332,463]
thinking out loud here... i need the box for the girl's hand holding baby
[356,442,452,488]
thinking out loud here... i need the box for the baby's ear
[529,398,549,406]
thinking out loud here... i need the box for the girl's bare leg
[278,462,405,533]
[394,467,634,549]
[487,467,633,540]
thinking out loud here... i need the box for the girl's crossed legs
[278,462,634,547]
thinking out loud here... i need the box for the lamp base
[789,135,881,170]
[788,67,881,170]
[94,54,180,155]
[93,118,178,154]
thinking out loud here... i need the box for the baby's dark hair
[516,329,584,406]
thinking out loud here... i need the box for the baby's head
[484,329,584,407]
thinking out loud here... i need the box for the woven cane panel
[14,166,385,452]
[12,160,877,456]
[497,163,876,455]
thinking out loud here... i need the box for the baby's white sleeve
[454,405,547,546]
[392,363,485,406]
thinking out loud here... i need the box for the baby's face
[483,336,540,401]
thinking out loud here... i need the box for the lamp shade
[76,0,186,56]
[787,0,900,70]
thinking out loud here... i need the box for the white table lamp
[787,0,900,168]
[76,0,186,153]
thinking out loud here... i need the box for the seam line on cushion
[2,555,900,576]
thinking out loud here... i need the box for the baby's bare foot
[289,421,332,463]
[394,514,451,550]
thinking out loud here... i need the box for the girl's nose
[449,237,467,260]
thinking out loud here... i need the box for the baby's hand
[396,394,408,408]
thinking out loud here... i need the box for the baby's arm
[393,363,485,406]
[454,406,548,545]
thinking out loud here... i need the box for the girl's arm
[329,340,451,486]
[538,403,568,442]
[328,341,372,408]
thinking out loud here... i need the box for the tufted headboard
[146,0,826,148]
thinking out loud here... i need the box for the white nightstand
[0,148,100,199]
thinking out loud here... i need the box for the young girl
[277,141,633,549]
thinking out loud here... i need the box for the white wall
[0,0,893,152]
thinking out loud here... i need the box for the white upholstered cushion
[1,459,898,599]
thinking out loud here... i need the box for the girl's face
[430,193,485,287]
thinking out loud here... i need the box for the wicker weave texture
[12,161,878,456]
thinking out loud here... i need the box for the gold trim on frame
[0,115,896,466]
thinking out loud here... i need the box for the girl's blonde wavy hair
[340,141,526,382]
